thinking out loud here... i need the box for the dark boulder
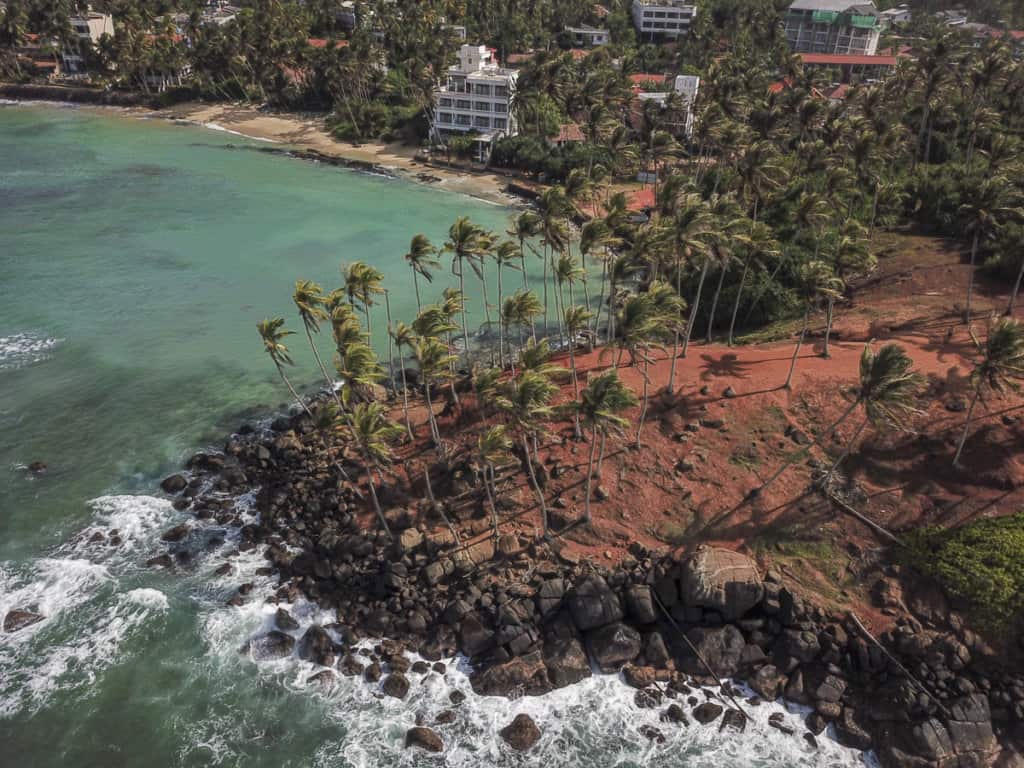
[500,714,542,752]
[719,709,747,733]
[586,622,641,672]
[834,707,873,751]
[297,625,336,666]
[661,704,689,725]
[3,609,44,633]
[692,702,724,725]
[249,631,295,660]
[459,612,494,657]
[274,608,299,631]
[535,578,565,618]
[160,523,190,543]
[160,474,188,494]
[624,584,658,625]
[382,672,410,699]
[405,726,444,753]
[682,625,745,677]
[470,651,552,697]
[568,576,623,631]
[749,664,787,701]
[544,637,592,688]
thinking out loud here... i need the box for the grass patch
[730,451,760,472]
[900,512,1024,632]
[751,525,856,605]
[735,318,796,345]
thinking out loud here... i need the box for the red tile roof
[569,48,591,61]
[551,122,585,143]
[799,53,897,66]
[628,73,669,86]
[307,38,349,49]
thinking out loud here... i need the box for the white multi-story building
[784,0,882,56]
[433,44,518,161]
[63,11,114,72]
[631,0,698,40]
[565,24,610,46]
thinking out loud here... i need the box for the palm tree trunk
[636,353,650,448]
[384,290,396,390]
[583,426,598,523]
[275,363,314,417]
[965,231,979,324]
[497,264,505,368]
[784,309,809,390]
[744,254,786,326]
[365,463,391,538]
[412,270,422,312]
[482,466,500,538]
[668,257,684,393]
[728,260,750,347]
[542,245,550,336]
[479,267,493,365]
[953,383,982,466]
[303,325,342,409]
[758,396,860,493]
[869,180,880,237]
[706,261,727,344]
[823,414,868,484]
[682,261,709,358]
[1007,255,1024,316]
[596,257,609,344]
[596,431,607,479]
[521,434,548,537]
[424,379,441,447]
[569,341,582,440]
[458,258,471,359]
[823,298,835,358]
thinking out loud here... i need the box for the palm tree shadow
[699,352,754,381]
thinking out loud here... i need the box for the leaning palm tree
[257,317,313,417]
[564,304,595,439]
[958,176,1019,324]
[576,371,638,523]
[501,290,544,371]
[292,279,341,407]
[411,334,456,455]
[477,425,513,539]
[553,252,585,347]
[404,234,440,311]
[784,260,844,390]
[496,370,556,537]
[953,318,1024,466]
[493,240,523,367]
[444,216,488,358]
[341,261,385,342]
[390,321,417,440]
[758,343,922,494]
[728,223,780,346]
[339,402,404,537]
[335,342,384,408]
[822,344,923,483]
[509,210,541,296]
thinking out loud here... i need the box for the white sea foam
[193,588,876,768]
[67,494,178,566]
[202,121,280,144]
[0,331,62,370]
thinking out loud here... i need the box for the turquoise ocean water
[0,102,869,767]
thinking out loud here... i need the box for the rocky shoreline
[144,400,1022,766]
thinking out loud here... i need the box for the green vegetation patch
[901,512,1024,631]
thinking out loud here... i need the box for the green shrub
[901,512,1024,631]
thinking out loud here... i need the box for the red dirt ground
[374,232,1024,627]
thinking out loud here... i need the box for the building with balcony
[565,24,610,46]
[631,1,698,41]
[432,44,518,162]
[785,0,882,56]
[63,11,114,72]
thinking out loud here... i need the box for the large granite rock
[500,713,542,751]
[568,576,624,631]
[405,726,443,752]
[681,547,764,621]
[682,625,746,677]
[544,637,592,688]
[470,651,552,697]
[586,622,641,672]
[876,694,998,768]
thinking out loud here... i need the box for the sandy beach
[148,102,524,207]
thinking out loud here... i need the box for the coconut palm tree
[292,279,340,406]
[493,240,522,368]
[496,370,556,537]
[444,217,488,359]
[958,175,1019,324]
[564,304,594,439]
[822,344,923,484]
[665,192,711,385]
[405,234,440,311]
[341,261,385,342]
[390,320,417,440]
[953,318,1024,467]
[509,210,541,296]
[257,317,313,417]
[536,187,571,334]
[575,371,638,523]
[784,260,844,390]
[339,402,404,537]
[477,425,513,539]
[580,219,620,341]
[411,334,456,456]
[501,290,544,371]
[758,343,922,494]
[553,253,585,347]
[335,342,384,408]
[728,222,780,346]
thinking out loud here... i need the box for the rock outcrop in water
[150,405,1021,767]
